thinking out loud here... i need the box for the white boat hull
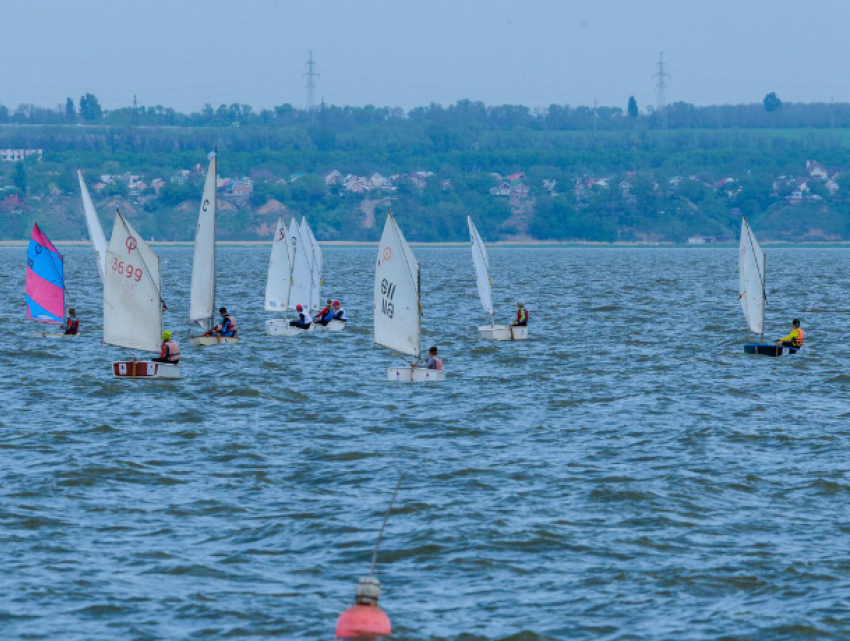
[189,335,241,346]
[478,325,529,341]
[266,319,346,335]
[112,361,181,379]
[387,366,445,382]
[317,319,346,332]
[266,319,314,336]
[30,331,80,339]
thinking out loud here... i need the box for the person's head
[516,301,524,308]
[429,346,438,356]
[793,318,801,327]
[219,307,227,316]
[326,298,332,306]
[296,304,303,312]
[69,308,76,316]
[333,300,340,308]
[162,330,172,340]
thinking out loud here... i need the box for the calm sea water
[3,244,850,641]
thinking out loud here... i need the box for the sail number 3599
[112,257,143,282]
[381,278,397,317]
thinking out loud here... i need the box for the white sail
[189,152,217,331]
[468,216,494,318]
[374,212,420,358]
[287,218,312,310]
[103,211,162,353]
[739,216,766,336]
[265,217,292,312]
[78,170,108,282]
[307,220,323,309]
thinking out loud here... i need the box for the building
[0,149,42,163]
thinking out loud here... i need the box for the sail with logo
[374,211,444,382]
[104,210,179,379]
[739,215,796,357]
[26,223,73,338]
[78,170,108,282]
[468,216,528,341]
[264,217,296,335]
[188,151,239,346]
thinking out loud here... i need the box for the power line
[653,51,670,130]
[303,51,319,114]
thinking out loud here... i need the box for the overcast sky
[3,0,849,114]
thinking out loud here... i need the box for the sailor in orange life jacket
[511,301,529,327]
[153,330,180,364]
[62,308,79,335]
[206,307,238,337]
[410,346,443,370]
[775,318,805,348]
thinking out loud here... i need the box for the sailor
[411,346,442,370]
[775,318,805,349]
[315,298,335,326]
[289,304,312,330]
[153,330,181,364]
[511,301,529,327]
[62,308,79,335]
[332,300,348,322]
[207,307,238,337]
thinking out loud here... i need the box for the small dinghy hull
[386,366,445,382]
[317,320,346,332]
[744,343,798,357]
[478,325,528,341]
[30,332,79,339]
[113,361,181,379]
[189,335,240,347]
[265,319,313,336]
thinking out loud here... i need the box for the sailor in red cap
[289,304,312,330]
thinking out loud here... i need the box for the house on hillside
[806,160,828,180]
[323,169,343,186]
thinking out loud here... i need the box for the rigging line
[370,472,404,577]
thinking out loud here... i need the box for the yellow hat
[162,330,172,340]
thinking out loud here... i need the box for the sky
[3,0,850,114]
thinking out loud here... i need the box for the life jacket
[434,357,443,371]
[334,307,347,320]
[225,315,238,331]
[318,306,331,320]
[66,317,79,334]
[161,340,181,362]
[794,327,805,347]
[517,308,528,323]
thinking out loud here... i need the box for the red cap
[296,304,303,311]
[333,301,340,305]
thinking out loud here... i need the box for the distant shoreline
[3,240,850,248]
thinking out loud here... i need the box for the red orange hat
[333,300,340,305]
[296,304,303,311]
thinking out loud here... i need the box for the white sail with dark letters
[374,211,443,382]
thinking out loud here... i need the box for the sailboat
[739,216,794,357]
[468,216,528,341]
[265,217,296,335]
[105,210,179,379]
[374,211,444,382]
[26,223,72,338]
[301,216,345,332]
[78,170,108,281]
[188,151,239,346]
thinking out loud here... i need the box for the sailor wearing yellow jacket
[775,319,805,348]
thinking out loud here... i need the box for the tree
[65,97,75,122]
[628,96,639,118]
[763,92,783,113]
[79,93,103,121]
[13,161,27,194]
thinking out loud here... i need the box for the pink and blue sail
[26,223,65,323]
